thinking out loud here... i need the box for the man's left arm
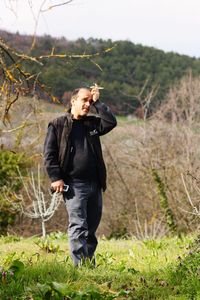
[93,100,117,135]
[90,86,117,135]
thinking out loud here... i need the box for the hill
[1,29,200,114]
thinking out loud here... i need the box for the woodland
[1,29,200,115]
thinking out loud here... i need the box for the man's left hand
[91,85,100,102]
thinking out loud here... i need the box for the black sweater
[66,119,98,180]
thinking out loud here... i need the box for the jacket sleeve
[93,100,117,135]
[43,123,63,182]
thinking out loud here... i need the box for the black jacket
[43,100,117,191]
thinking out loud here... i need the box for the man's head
[71,87,93,119]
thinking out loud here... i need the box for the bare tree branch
[17,165,62,237]
[41,0,74,12]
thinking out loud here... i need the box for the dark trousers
[63,180,102,266]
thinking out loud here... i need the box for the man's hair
[71,87,90,101]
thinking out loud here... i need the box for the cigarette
[90,83,104,90]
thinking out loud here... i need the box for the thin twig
[41,0,74,12]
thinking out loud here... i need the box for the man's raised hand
[90,83,104,102]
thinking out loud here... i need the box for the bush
[0,150,28,235]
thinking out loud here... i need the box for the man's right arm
[44,123,64,192]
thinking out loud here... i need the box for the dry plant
[181,173,200,219]
[6,73,200,237]
[121,79,159,120]
[155,71,200,127]
[134,79,159,120]
[16,165,62,237]
[134,217,167,240]
[101,74,200,237]
[0,95,51,157]
[4,1,74,49]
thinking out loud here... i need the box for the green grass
[0,233,199,299]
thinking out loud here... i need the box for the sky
[1,0,200,58]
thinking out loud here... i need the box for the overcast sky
[1,0,200,58]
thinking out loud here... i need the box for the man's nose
[85,100,91,107]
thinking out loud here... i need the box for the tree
[0,1,114,124]
[17,165,62,237]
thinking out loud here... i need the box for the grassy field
[0,233,200,299]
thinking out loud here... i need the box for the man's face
[71,88,93,118]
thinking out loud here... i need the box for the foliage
[0,31,114,123]
[168,251,200,298]
[151,168,177,234]
[31,282,124,300]
[0,193,20,236]
[0,150,28,235]
[0,150,27,189]
[0,259,25,288]
[47,231,67,241]
[0,234,21,244]
[0,234,197,299]
[35,237,61,253]
[34,232,67,253]
[2,30,200,115]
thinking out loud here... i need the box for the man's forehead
[78,88,91,98]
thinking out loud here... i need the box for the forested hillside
[1,29,200,114]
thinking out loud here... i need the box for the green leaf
[51,281,69,296]
[9,259,24,273]
[36,283,52,298]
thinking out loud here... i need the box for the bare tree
[101,74,200,237]
[154,71,200,127]
[121,79,159,120]
[181,173,200,218]
[17,165,62,237]
[0,1,115,125]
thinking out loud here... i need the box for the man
[44,85,117,266]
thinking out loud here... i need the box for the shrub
[0,150,28,235]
